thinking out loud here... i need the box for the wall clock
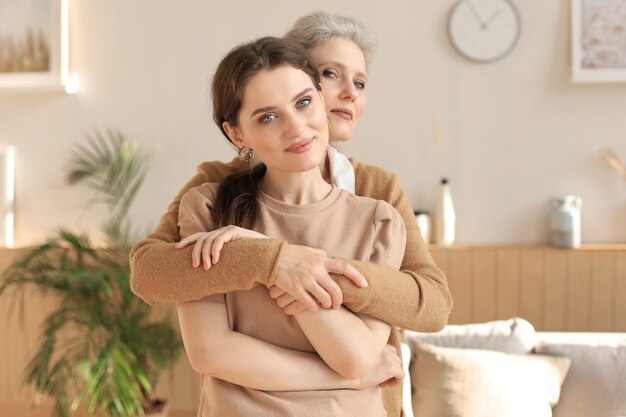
[447,0,521,63]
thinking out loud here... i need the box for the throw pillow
[408,341,571,417]
[404,317,536,354]
[534,337,626,417]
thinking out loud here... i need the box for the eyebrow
[317,61,368,80]
[249,87,314,119]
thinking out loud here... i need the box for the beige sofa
[401,318,626,417]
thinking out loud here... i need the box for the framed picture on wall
[571,0,626,82]
[0,0,75,92]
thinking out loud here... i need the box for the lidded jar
[550,195,582,248]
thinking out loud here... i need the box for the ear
[223,122,245,148]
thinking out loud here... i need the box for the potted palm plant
[0,131,182,417]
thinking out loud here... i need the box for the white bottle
[435,178,456,245]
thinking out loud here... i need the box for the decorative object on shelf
[434,178,456,245]
[601,147,626,181]
[0,145,15,247]
[571,0,626,82]
[549,195,582,249]
[414,210,431,244]
[0,0,79,93]
[447,0,521,63]
[0,131,182,417]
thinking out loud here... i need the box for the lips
[285,137,315,153]
[330,108,353,121]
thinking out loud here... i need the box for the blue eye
[260,114,277,123]
[354,81,366,89]
[296,97,311,108]
[322,69,337,78]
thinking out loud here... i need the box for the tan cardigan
[130,157,453,416]
[131,157,452,330]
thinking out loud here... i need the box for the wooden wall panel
[590,251,614,332]
[472,250,496,323]
[448,250,473,323]
[428,244,626,332]
[615,251,626,332]
[566,251,591,331]
[543,249,567,331]
[495,249,520,321]
[519,249,545,329]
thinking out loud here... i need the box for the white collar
[326,145,355,194]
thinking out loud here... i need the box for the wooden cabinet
[429,244,626,332]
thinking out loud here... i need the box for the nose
[283,112,305,138]
[340,79,358,101]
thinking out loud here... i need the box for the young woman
[177,37,404,417]
[130,12,452,417]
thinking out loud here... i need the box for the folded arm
[295,307,390,379]
[177,296,401,391]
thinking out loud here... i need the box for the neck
[319,153,331,184]
[261,167,332,205]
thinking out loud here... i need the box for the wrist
[266,240,288,285]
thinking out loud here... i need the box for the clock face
[448,0,521,63]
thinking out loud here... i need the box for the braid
[212,164,267,229]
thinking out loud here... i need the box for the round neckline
[259,185,342,214]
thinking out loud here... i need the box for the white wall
[1,0,625,246]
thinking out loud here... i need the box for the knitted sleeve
[130,159,284,304]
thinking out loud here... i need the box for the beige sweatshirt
[179,183,406,417]
[130,157,453,416]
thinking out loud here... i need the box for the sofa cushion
[534,334,626,417]
[404,317,536,354]
[407,341,570,417]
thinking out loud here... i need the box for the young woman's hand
[175,226,267,270]
[358,344,404,389]
[270,243,368,312]
[267,285,308,315]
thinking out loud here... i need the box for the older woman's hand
[268,243,368,313]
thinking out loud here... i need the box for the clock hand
[464,0,486,26]
[483,9,502,29]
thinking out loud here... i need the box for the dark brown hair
[210,37,321,228]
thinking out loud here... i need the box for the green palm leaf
[1,130,181,417]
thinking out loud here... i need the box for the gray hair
[284,11,376,69]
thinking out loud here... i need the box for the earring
[238,147,254,163]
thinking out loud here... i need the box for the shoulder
[181,182,221,208]
[336,189,401,223]
[196,157,248,183]
[348,157,403,201]
[349,157,397,181]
